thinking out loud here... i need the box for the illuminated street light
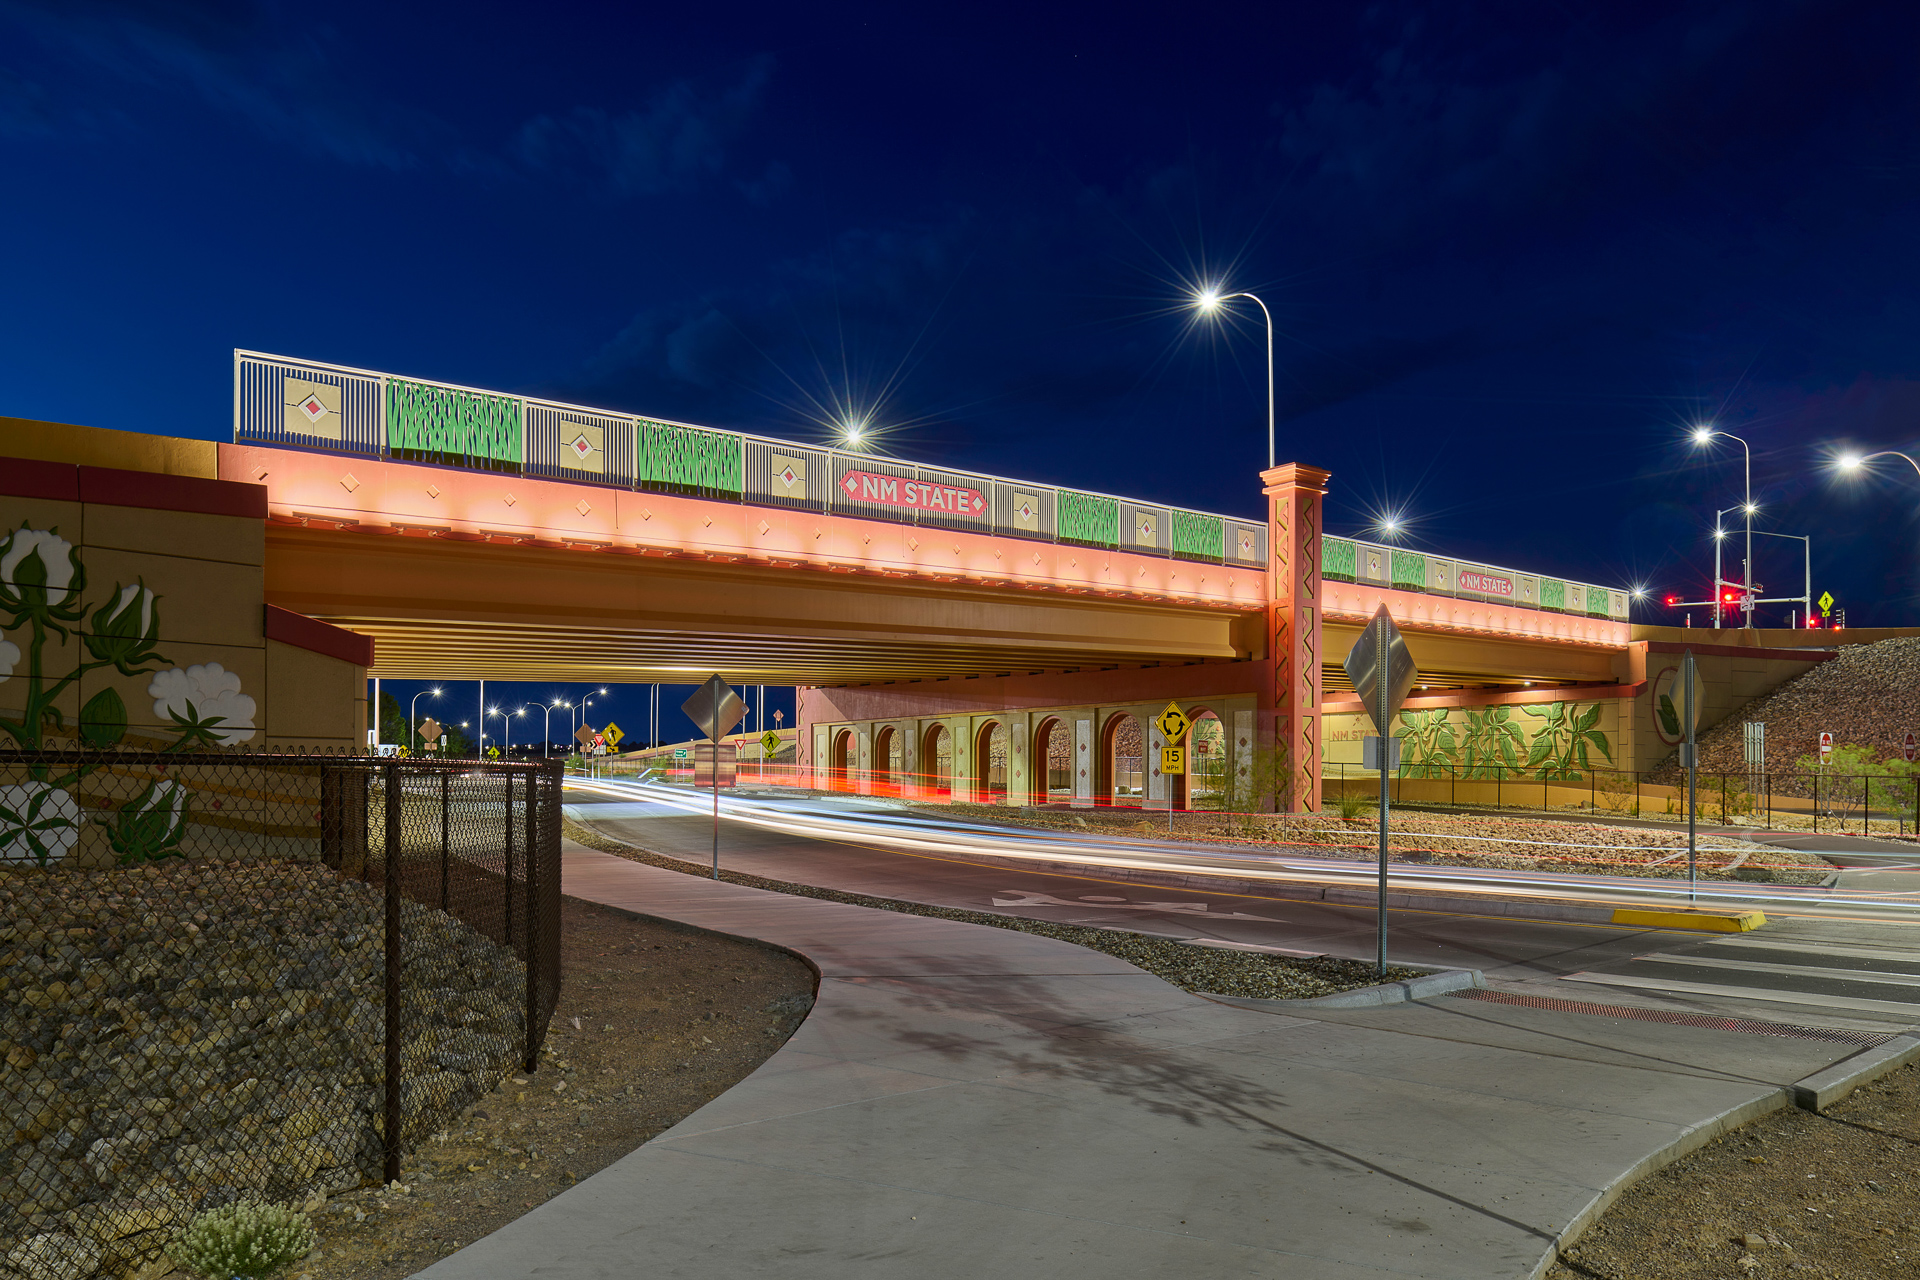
[1692,428,1755,629]
[1837,449,1920,480]
[525,700,565,758]
[408,687,441,751]
[1194,286,1276,470]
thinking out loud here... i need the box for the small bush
[1333,789,1374,825]
[169,1200,317,1279]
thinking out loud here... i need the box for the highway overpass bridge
[5,350,1778,810]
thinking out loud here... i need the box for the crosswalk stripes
[1565,935,1920,1018]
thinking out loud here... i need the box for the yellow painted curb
[1612,908,1766,933]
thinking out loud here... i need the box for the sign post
[759,729,781,780]
[1155,701,1190,835]
[1683,650,1698,902]
[1343,604,1420,975]
[682,676,747,879]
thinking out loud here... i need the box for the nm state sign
[840,469,987,517]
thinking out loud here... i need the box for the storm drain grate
[1445,988,1896,1046]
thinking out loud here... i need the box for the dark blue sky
[7,0,1920,657]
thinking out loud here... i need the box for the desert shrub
[169,1200,317,1279]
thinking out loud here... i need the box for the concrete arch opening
[874,725,902,795]
[921,723,953,799]
[1189,709,1226,810]
[1034,717,1071,805]
[975,721,1009,805]
[829,728,855,792]
[1102,713,1144,808]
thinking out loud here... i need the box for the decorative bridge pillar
[1262,463,1330,813]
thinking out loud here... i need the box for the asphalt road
[563,783,1920,1034]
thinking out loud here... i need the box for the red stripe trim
[0,457,81,501]
[77,466,268,520]
[264,605,374,667]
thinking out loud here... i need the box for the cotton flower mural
[149,663,257,746]
[0,522,263,865]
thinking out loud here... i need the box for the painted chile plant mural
[0,523,257,866]
[1396,702,1613,781]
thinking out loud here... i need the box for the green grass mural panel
[1321,536,1357,580]
[1057,490,1119,546]
[636,419,743,496]
[1540,577,1566,610]
[385,379,521,463]
[1390,549,1427,589]
[1171,509,1224,560]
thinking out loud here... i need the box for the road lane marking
[1564,971,1920,1017]
[989,890,1285,922]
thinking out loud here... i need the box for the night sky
[5,1,1920,741]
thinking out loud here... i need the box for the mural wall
[1,446,373,867]
[1323,698,1626,780]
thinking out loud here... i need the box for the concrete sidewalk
[415,844,1886,1280]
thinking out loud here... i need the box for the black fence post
[383,760,402,1186]
[503,767,517,948]
[439,768,450,909]
[524,764,541,1072]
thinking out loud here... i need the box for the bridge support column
[1263,463,1331,813]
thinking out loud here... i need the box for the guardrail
[235,350,1268,567]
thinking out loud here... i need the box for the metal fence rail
[0,751,561,1275]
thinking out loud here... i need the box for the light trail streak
[565,777,1920,922]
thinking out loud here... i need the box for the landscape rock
[0,859,530,1278]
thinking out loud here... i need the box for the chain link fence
[0,750,560,1280]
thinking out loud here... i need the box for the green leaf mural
[1392,698,1613,783]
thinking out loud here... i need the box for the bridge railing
[1319,535,1629,621]
[234,350,1268,567]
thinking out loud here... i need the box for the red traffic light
[1664,594,1679,607]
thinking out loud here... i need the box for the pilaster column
[1262,463,1331,812]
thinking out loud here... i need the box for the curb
[1610,907,1766,933]
[1533,1031,1920,1277]
[1790,1033,1920,1111]
[1200,967,1486,1013]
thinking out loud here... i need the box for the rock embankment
[1659,636,1920,784]
[0,861,525,1280]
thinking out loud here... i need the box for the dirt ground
[1548,1061,1919,1279]
[280,895,814,1280]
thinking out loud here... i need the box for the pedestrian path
[408,842,1898,1280]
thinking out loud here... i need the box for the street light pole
[525,701,562,758]
[408,688,442,752]
[1194,289,1276,470]
[1693,428,1756,628]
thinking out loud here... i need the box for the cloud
[505,58,771,194]
[0,1,775,192]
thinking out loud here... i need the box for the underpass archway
[921,724,953,799]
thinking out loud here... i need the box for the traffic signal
[1664,594,1679,607]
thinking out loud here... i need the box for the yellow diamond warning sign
[603,722,624,750]
[760,730,781,756]
[1155,702,1190,743]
